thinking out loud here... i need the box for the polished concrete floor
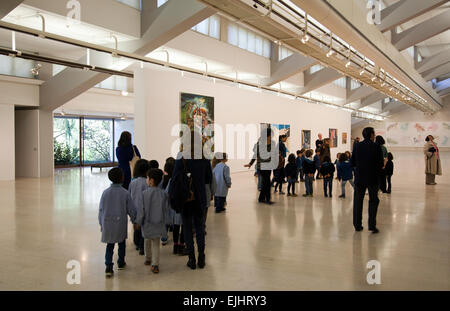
[0,151,448,291]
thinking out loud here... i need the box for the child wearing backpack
[320,156,335,198]
[135,169,170,274]
[99,168,136,278]
[285,153,298,197]
[337,153,354,198]
[128,159,150,256]
[213,153,231,213]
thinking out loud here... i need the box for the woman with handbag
[424,135,442,185]
[116,131,141,190]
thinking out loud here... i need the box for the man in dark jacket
[352,127,384,233]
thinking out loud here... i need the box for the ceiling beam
[391,10,450,51]
[359,92,387,109]
[377,0,447,33]
[438,87,450,97]
[422,62,450,81]
[416,48,450,74]
[262,52,316,86]
[39,0,215,111]
[296,67,341,95]
[346,85,377,105]
[0,0,24,19]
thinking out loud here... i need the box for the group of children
[273,148,395,198]
[98,153,232,278]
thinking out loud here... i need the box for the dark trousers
[133,227,144,250]
[259,170,272,202]
[323,177,333,196]
[305,175,313,195]
[387,175,392,193]
[182,200,206,258]
[214,196,226,212]
[287,181,295,194]
[353,183,380,230]
[105,240,126,267]
[299,168,304,181]
[274,182,283,192]
[173,225,185,244]
[379,170,387,193]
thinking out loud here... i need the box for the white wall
[15,110,40,178]
[134,66,352,172]
[352,99,450,150]
[0,104,15,181]
[0,77,40,107]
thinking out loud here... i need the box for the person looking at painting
[315,133,323,150]
[320,138,331,165]
[116,131,141,190]
[424,135,442,185]
[352,127,384,234]
[245,128,278,205]
[375,136,388,193]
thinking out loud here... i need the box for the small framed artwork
[329,128,338,148]
[302,130,311,149]
[342,132,348,145]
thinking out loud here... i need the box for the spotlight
[381,82,385,87]
[326,50,334,57]
[345,61,351,68]
[301,34,310,44]
[30,63,42,76]
[389,87,393,91]
[121,90,129,96]
[371,76,377,82]
[253,4,258,9]
[360,69,365,75]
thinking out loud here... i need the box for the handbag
[428,147,436,153]
[129,145,139,178]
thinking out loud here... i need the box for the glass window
[114,119,135,151]
[195,19,209,36]
[255,35,263,55]
[96,76,128,92]
[333,77,346,88]
[310,64,324,74]
[350,79,361,90]
[228,23,238,46]
[263,39,271,58]
[82,119,114,164]
[54,117,80,166]
[247,31,256,53]
[116,0,141,10]
[53,64,67,76]
[0,55,36,79]
[238,27,247,49]
[209,15,220,39]
[157,0,168,7]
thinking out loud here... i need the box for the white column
[0,104,15,181]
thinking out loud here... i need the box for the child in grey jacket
[99,168,137,278]
[128,159,150,255]
[135,168,169,274]
[213,153,232,213]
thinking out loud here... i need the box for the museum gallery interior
[0,0,449,292]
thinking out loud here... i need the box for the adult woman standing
[172,131,212,270]
[320,138,331,164]
[116,131,141,190]
[424,135,442,185]
[375,136,388,193]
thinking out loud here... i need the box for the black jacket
[385,160,394,176]
[173,158,212,210]
[320,162,335,178]
[302,158,316,175]
[284,163,298,179]
[351,139,384,185]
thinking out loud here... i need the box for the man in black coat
[351,127,384,233]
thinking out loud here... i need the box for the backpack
[168,158,195,213]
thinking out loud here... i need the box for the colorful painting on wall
[329,128,338,148]
[386,121,450,147]
[302,130,311,149]
[342,132,348,145]
[180,92,214,139]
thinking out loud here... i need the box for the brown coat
[424,141,442,175]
